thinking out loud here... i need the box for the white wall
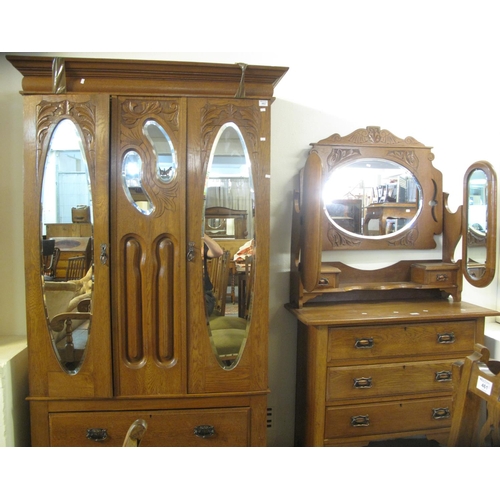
[1,1,499,448]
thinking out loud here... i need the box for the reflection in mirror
[464,163,496,287]
[143,120,177,184]
[122,150,153,214]
[203,123,254,369]
[323,159,422,238]
[41,118,93,373]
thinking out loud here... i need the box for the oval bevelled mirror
[41,118,93,373]
[143,120,177,184]
[203,123,254,369]
[463,161,497,287]
[122,150,153,214]
[323,158,422,238]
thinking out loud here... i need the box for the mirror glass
[322,158,422,238]
[122,150,153,214]
[143,120,177,184]
[41,118,93,373]
[465,168,488,281]
[203,123,254,369]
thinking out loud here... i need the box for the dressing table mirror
[287,126,499,446]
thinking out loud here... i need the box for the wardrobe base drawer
[324,397,451,440]
[49,407,251,446]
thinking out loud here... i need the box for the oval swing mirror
[203,123,254,369]
[463,161,497,287]
[41,118,93,373]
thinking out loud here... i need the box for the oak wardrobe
[8,55,287,446]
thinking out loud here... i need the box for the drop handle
[194,424,216,439]
[437,332,455,344]
[353,376,372,389]
[432,407,450,420]
[86,428,108,442]
[435,370,452,382]
[351,415,370,427]
[354,338,374,349]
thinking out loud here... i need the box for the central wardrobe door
[111,97,187,396]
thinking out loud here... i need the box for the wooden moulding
[6,55,289,98]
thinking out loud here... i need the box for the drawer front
[49,408,250,446]
[326,360,456,402]
[324,397,452,440]
[328,320,476,364]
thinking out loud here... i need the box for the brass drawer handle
[351,415,370,427]
[437,332,455,344]
[432,407,450,420]
[354,338,374,349]
[194,424,216,439]
[86,428,108,442]
[318,277,329,285]
[435,273,448,282]
[435,370,452,382]
[353,376,372,389]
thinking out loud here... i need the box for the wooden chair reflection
[66,255,87,281]
[448,344,500,446]
[43,241,61,280]
[122,419,148,447]
[208,250,230,317]
[237,255,254,320]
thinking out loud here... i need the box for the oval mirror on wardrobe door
[203,123,255,369]
[41,118,93,373]
[463,161,497,287]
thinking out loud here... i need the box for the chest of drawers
[289,299,498,446]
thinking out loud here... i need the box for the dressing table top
[285,299,499,327]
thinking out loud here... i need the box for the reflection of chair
[122,419,148,447]
[209,250,230,317]
[43,243,61,280]
[448,344,500,446]
[66,255,87,280]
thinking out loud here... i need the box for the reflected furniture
[448,344,500,446]
[287,126,498,446]
[9,55,287,446]
[46,223,92,238]
[205,206,248,239]
[363,202,418,235]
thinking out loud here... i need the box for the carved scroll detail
[119,99,180,215]
[36,99,97,181]
[316,126,425,147]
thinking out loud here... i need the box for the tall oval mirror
[41,118,93,373]
[463,162,496,287]
[203,123,254,369]
[323,158,422,238]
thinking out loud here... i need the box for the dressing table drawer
[324,397,452,441]
[327,321,476,364]
[49,407,251,446]
[326,360,456,402]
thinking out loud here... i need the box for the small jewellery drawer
[327,321,476,363]
[326,360,457,402]
[324,397,452,440]
[49,408,250,446]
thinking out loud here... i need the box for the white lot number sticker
[476,375,493,395]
